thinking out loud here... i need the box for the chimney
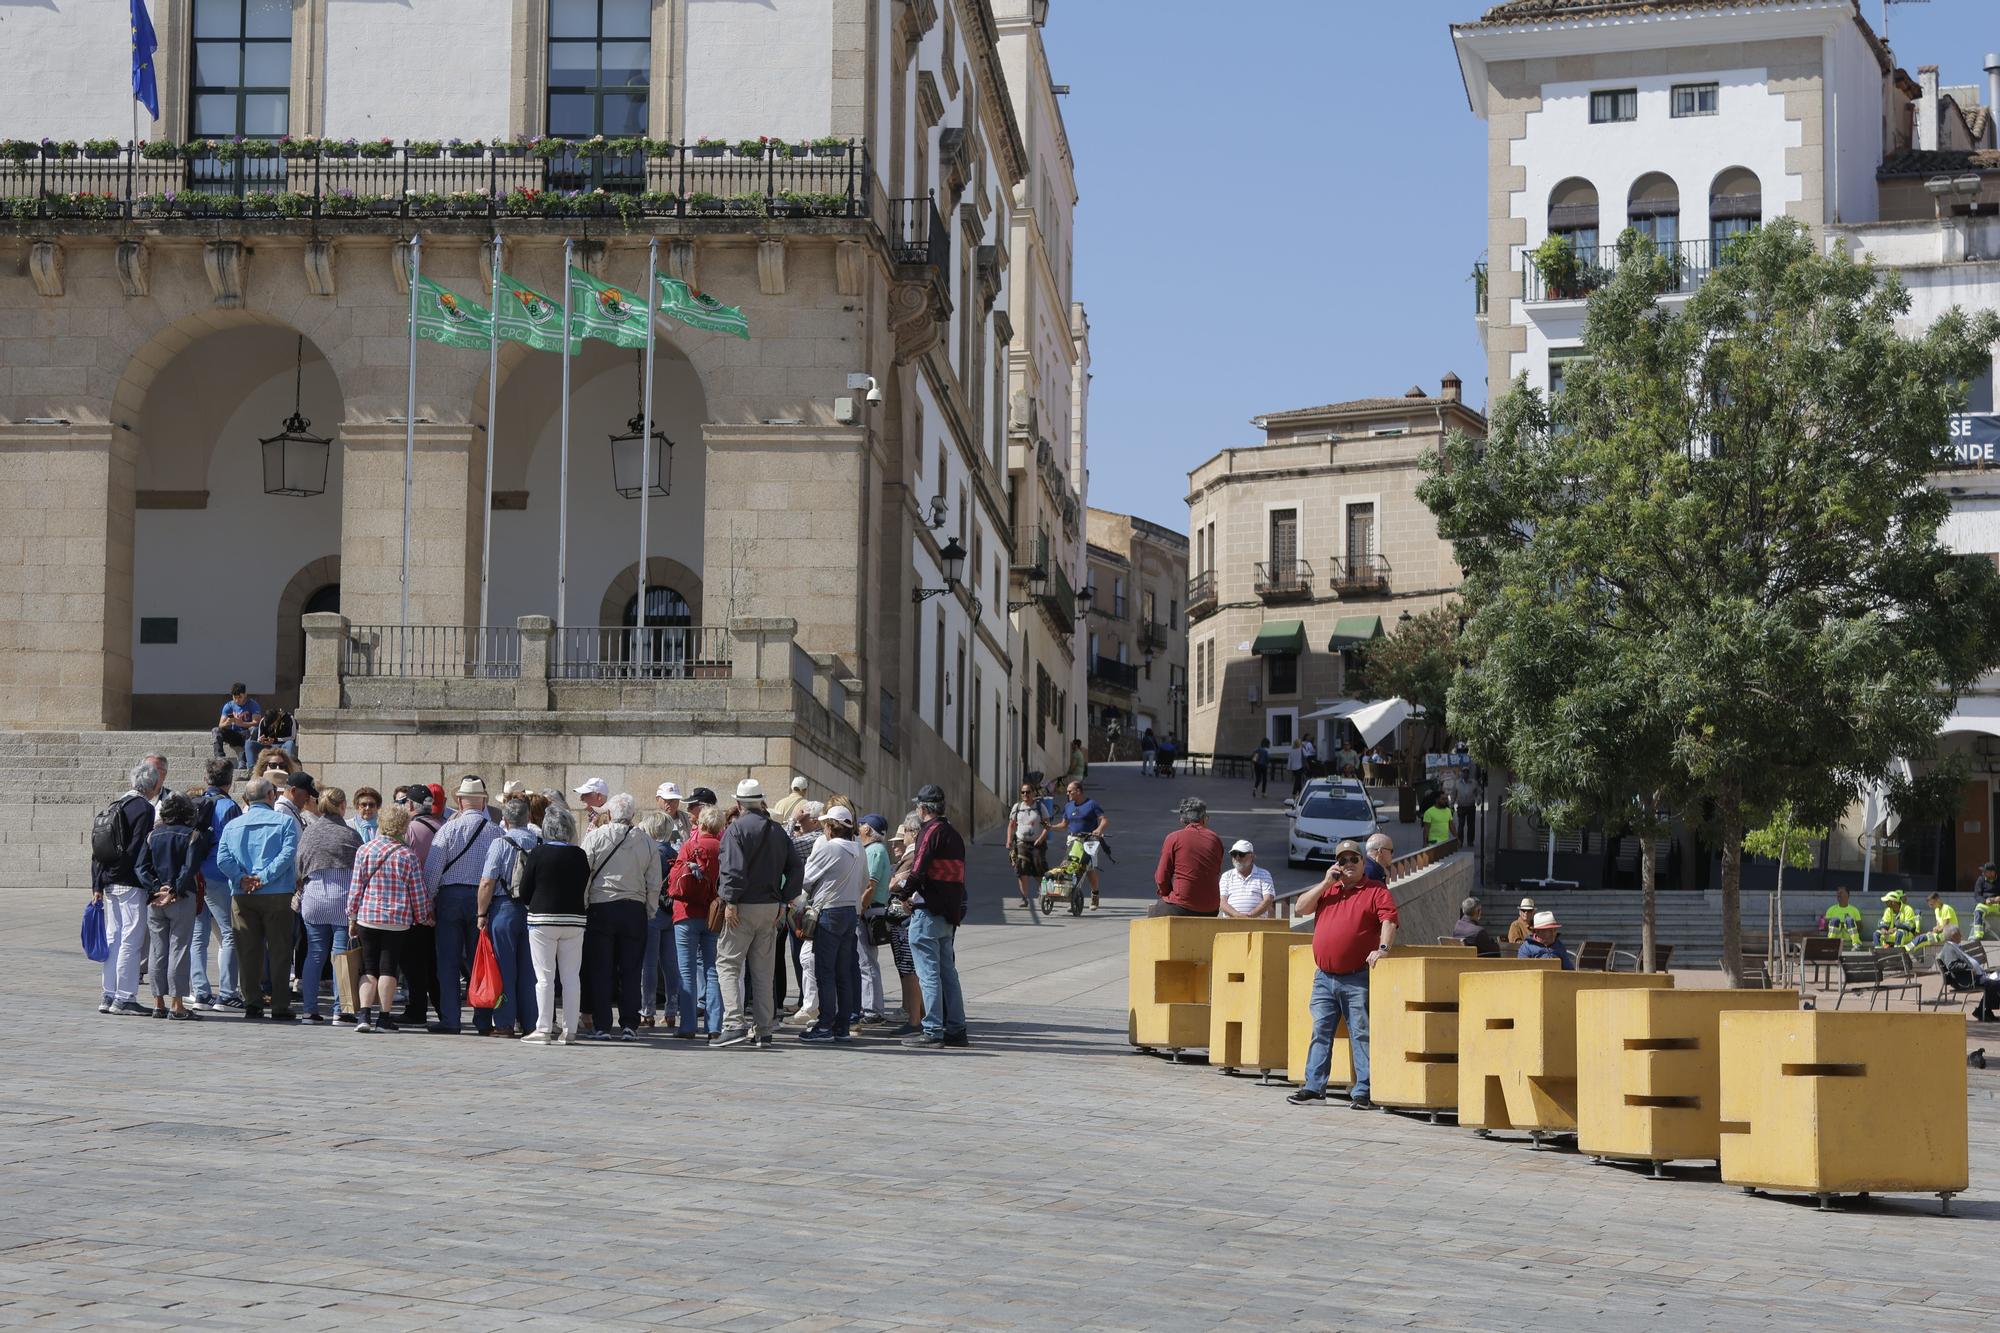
[1441,372,1463,404]
[1918,65,1941,151]
[1987,53,2000,145]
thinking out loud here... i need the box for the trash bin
[1397,784,1417,825]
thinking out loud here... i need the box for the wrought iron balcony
[1254,558,1314,602]
[889,193,949,280]
[1009,522,1050,576]
[0,136,869,223]
[1523,236,1715,304]
[1038,559,1077,635]
[1091,655,1139,691]
[1140,620,1171,652]
[1330,553,1391,597]
[1187,569,1217,619]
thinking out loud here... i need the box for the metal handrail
[1329,553,1391,594]
[888,194,949,275]
[552,625,732,680]
[1187,569,1217,608]
[1523,236,1715,303]
[1254,558,1314,598]
[342,625,520,679]
[1090,656,1139,690]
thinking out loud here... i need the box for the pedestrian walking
[519,802,589,1045]
[1287,741,1307,797]
[1005,782,1048,917]
[134,790,203,1021]
[216,777,301,1020]
[1288,839,1398,1110]
[344,805,431,1033]
[1152,796,1223,917]
[1062,780,1110,910]
[901,784,969,1049]
[91,760,161,1016]
[476,795,541,1039]
[190,758,243,1012]
[296,787,362,1024]
[667,801,725,1039]
[713,779,805,1049]
[424,776,503,1034]
[1251,739,1271,799]
[581,792,661,1040]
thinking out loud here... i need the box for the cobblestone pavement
[4,764,1995,1330]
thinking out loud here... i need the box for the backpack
[191,788,223,861]
[261,708,294,741]
[90,796,135,866]
[504,834,535,902]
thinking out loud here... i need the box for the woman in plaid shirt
[344,806,434,1033]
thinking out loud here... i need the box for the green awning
[1251,620,1307,656]
[1328,615,1383,651]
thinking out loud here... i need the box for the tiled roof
[1879,148,2000,178]
[1966,106,1994,142]
[1467,0,1801,25]
[1257,394,1447,424]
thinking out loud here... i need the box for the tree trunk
[1718,798,1744,987]
[1640,826,1657,973]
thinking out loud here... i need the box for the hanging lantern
[261,334,331,498]
[608,349,671,499]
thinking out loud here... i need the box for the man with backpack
[91,760,163,1015]
[476,794,540,1039]
[216,777,301,1019]
[424,776,501,1035]
[190,759,245,1011]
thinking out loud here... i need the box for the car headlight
[1296,830,1327,844]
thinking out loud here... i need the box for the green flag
[410,276,492,351]
[567,267,650,349]
[656,274,750,340]
[493,271,580,354]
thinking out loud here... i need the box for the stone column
[516,614,552,712]
[729,616,800,684]
[0,422,134,728]
[337,421,485,630]
[300,612,348,711]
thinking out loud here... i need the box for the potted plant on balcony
[82,138,121,160]
[530,136,567,160]
[2,140,36,164]
[41,138,77,159]
[277,135,320,158]
[447,137,484,158]
[641,190,682,216]
[323,138,361,159]
[771,190,811,218]
[1531,233,1582,301]
[726,190,767,215]
[608,136,645,158]
[688,190,723,213]
[642,138,676,158]
[575,134,610,159]
[734,136,768,159]
[358,137,396,159]
[692,137,725,158]
[811,135,848,158]
[495,134,531,158]
[406,139,442,159]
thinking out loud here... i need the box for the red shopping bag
[468,929,503,1010]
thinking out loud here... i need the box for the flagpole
[639,238,658,671]
[481,233,501,646]
[557,236,573,630]
[402,234,421,666]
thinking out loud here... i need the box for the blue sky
[1043,0,2000,531]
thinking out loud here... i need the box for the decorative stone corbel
[757,239,786,296]
[115,239,148,297]
[27,240,63,297]
[390,239,412,294]
[303,239,336,297]
[203,240,245,307]
[667,238,697,287]
[889,279,947,364]
[835,240,866,297]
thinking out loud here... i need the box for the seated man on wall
[211,683,260,763]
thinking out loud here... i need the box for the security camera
[865,376,883,406]
[848,371,883,406]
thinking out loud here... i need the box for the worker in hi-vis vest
[1875,889,1921,951]
[1821,885,1863,950]
[1923,891,1960,946]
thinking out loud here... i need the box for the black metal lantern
[608,350,672,499]
[261,334,331,498]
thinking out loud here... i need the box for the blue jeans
[808,906,860,1038]
[488,898,536,1034]
[909,907,965,1039]
[299,920,349,1017]
[190,880,238,1002]
[1305,969,1371,1099]
[675,918,722,1036]
[433,884,485,1033]
[640,907,681,1018]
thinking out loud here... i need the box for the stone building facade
[0,0,1051,825]
[1085,506,1187,750]
[1183,378,1485,759]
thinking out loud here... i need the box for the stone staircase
[1477,887,1839,968]
[0,731,219,892]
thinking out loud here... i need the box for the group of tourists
[88,751,975,1050]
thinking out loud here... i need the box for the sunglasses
[1334,853,1362,866]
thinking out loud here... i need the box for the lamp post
[912,536,967,603]
[260,334,331,498]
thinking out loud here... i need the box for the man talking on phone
[1287,838,1398,1110]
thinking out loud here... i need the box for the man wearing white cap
[424,776,505,1033]
[654,782,690,853]
[1506,897,1537,947]
[1516,909,1574,969]
[574,777,609,828]
[771,775,810,825]
[1217,840,1275,919]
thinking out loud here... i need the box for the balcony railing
[1010,522,1050,576]
[1039,559,1077,632]
[341,625,520,679]
[1254,558,1314,601]
[1091,656,1139,691]
[1523,236,1715,304]
[0,137,869,223]
[552,625,733,680]
[889,193,949,280]
[1330,553,1391,597]
[1141,620,1171,652]
[1187,569,1217,617]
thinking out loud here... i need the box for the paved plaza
[3,764,1996,1331]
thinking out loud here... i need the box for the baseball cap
[1230,839,1254,855]
[574,777,609,799]
[287,771,319,797]
[912,783,947,805]
[823,804,855,826]
[656,782,682,801]
[688,786,719,807]
[791,776,809,792]
[860,814,889,834]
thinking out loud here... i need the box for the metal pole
[639,237,658,668]
[481,233,501,641]
[402,234,420,659]
[557,237,573,629]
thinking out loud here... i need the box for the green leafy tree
[1422,221,2000,983]
[1345,604,1459,751]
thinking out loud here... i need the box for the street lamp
[260,334,331,498]
[607,351,672,499]
[912,535,968,603]
[1007,567,1046,613]
[1074,584,1095,622]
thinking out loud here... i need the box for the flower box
[692,145,724,159]
[450,146,483,159]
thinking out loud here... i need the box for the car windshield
[1300,797,1373,822]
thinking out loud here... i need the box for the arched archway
[1709,166,1763,251]
[598,556,705,627]
[1627,171,1680,248]
[1548,176,1600,250]
[274,556,342,706]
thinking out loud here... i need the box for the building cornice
[958,0,1029,183]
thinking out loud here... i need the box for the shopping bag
[82,897,108,963]
[468,929,503,1010]
[332,946,363,1017]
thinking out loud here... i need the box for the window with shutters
[1345,502,1375,567]
[1269,509,1298,576]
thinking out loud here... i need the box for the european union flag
[131,0,159,121]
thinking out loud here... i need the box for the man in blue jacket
[218,777,302,1020]
[191,758,244,1011]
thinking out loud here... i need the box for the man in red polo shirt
[1287,837,1398,1109]
[1151,797,1224,916]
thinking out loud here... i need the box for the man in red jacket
[1152,797,1223,916]
[1287,838,1398,1110]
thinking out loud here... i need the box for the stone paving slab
[4,763,1995,1329]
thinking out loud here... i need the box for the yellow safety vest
[1927,903,1960,943]
[1876,904,1920,949]
[1824,903,1863,948]
[1974,900,2000,941]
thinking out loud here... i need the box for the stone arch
[599,556,705,627]
[274,555,342,704]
